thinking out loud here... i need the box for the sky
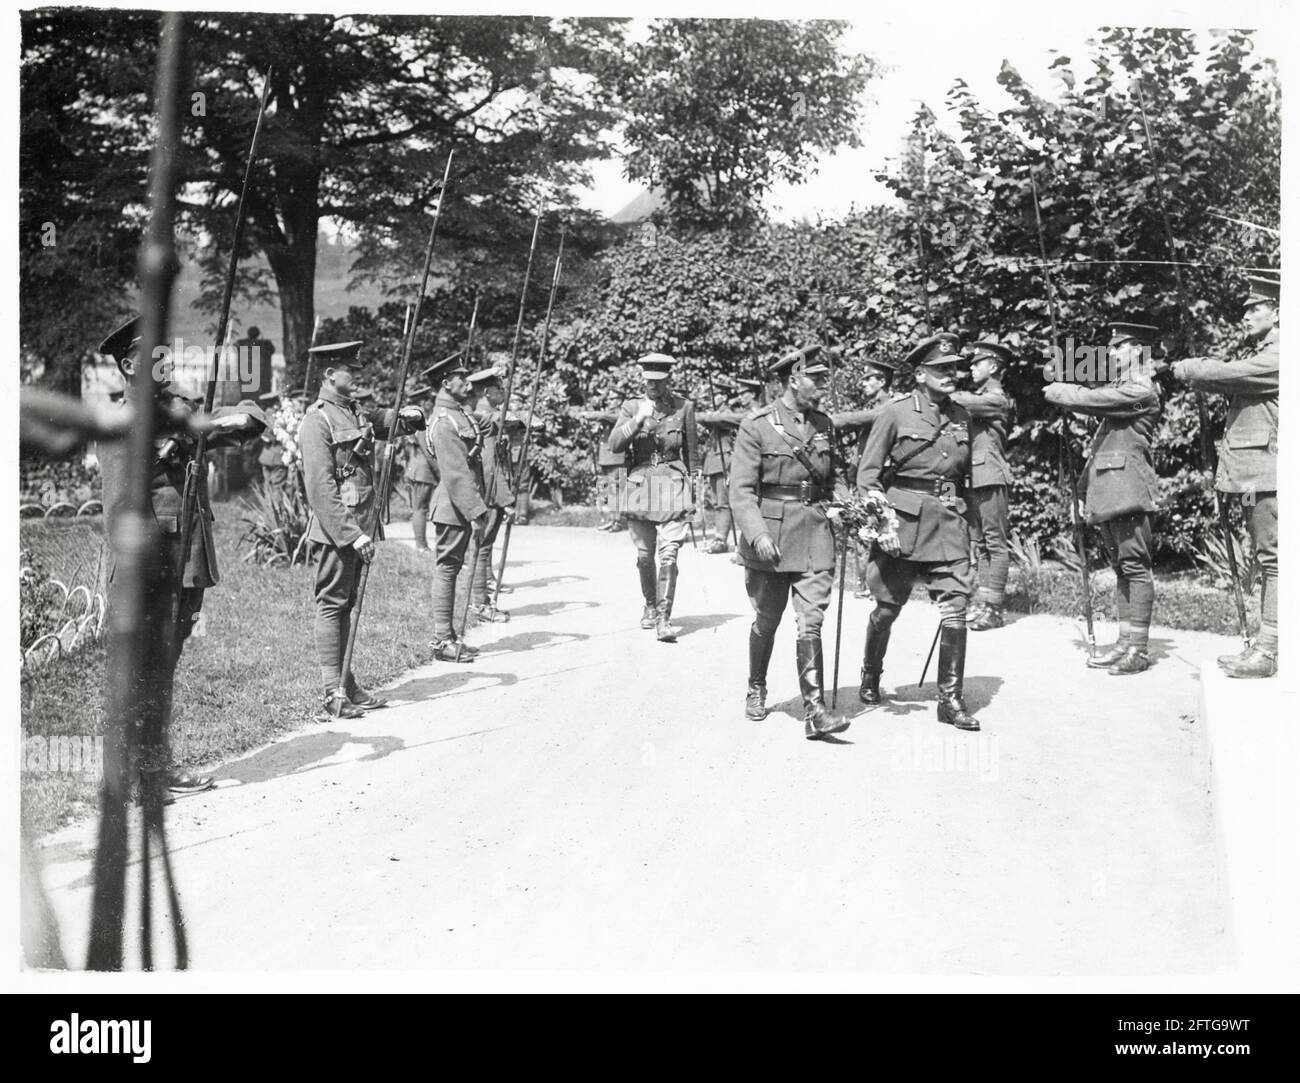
[571,8,1284,222]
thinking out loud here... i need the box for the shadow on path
[507,599,600,619]
[500,573,588,591]
[214,730,406,786]
[672,612,744,638]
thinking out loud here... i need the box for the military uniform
[300,348,416,708]
[404,394,440,552]
[730,344,847,738]
[1174,274,1280,677]
[950,342,1016,629]
[574,406,628,531]
[857,333,980,729]
[609,354,699,642]
[1044,322,1161,674]
[465,382,522,618]
[697,377,761,553]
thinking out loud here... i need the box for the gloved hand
[353,534,376,563]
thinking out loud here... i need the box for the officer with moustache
[857,333,980,730]
[730,345,849,740]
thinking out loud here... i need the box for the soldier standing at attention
[404,367,443,553]
[425,353,490,660]
[465,365,517,623]
[698,376,763,554]
[730,345,848,739]
[1173,274,1280,678]
[97,316,267,794]
[300,340,426,718]
[857,333,980,730]
[950,341,1016,631]
[1044,322,1162,675]
[610,353,700,643]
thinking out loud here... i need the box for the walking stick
[831,524,849,707]
[492,231,566,606]
[1133,80,1250,648]
[1029,168,1095,657]
[917,620,942,688]
[335,149,454,712]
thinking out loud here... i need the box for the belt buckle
[936,480,957,507]
[799,480,812,504]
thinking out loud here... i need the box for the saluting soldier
[464,365,519,623]
[950,341,1016,631]
[697,376,763,554]
[571,401,630,533]
[404,369,443,553]
[730,344,849,739]
[97,316,267,794]
[1044,322,1162,675]
[1172,274,1280,678]
[300,340,426,718]
[425,352,490,660]
[857,333,980,730]
[609,353,700,643]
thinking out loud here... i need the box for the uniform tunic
[856,390,973,607]
[611,394,698,565]
[730,396,837,636]
[951,376,1014,603]
[426,389,488,638]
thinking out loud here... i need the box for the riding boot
[859,607,893,706]
[797,636,848,740]
[935,625,979,731]
[638,557,657,629]
[656,563,680,642]
[746,629,775,720]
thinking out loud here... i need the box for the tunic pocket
[339,479,361,507]
[1226,428,1272,449]
[1094,451,1127,471]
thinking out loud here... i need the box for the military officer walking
[1172,274,1280,678]
[299,340,425,717]
[730,345,849,739]
[97,316,267,793]
[950,341,1016,630]
[857,333,980,730]
[697,376,763,554]
[425,353,490,660]
[1044,322,1162,675]
[610,353,700,642]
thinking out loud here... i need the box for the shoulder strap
[881,415,953,488]
[766,408,830,484]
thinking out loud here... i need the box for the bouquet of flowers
[270,399,306,469]
[825,489,900,550]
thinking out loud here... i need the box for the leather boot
[1086,641,1127,669]
[656,564,681,642]
[411,513,430,552]
[1222,645,1277,679]
[936,625,979,731]
[1217,645,1252,668]
[1107,646,1151,675]
[638,558,657,629]
[859,607,893,706]
[968,604,1004,631]
[746,630,774,720]
[797,637,849,740]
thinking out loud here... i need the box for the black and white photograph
[8,0,1297,1017]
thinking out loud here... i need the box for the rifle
[173,68,273,627]
[1133,80,1250,648]
[87,12,187,971]
[1030,167,1096,657]
[492,232,565,608]
[334,149,455,711]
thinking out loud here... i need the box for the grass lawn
[21,507,437,837]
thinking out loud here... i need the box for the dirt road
[38,525,1231,973]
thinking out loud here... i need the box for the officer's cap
[637,353,676,381]
[862,358,898,377]
[1246,274,1281,307]
[903,333,963,369]
[351,387,375,403]
[735,377,766,393]
[468,366,502,387]
[1106,323,1160,348]
[99,315,142,370]
[966,340,1015,367]
[419,351,470,385]
[308,340,364,368]
[769,343,831,381]
[407,384,434,400]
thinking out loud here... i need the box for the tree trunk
[265,227,316,395]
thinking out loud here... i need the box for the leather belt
[630,452,680,467]
[891,476,963,505]
[759,482,833,504]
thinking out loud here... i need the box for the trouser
[409,481,435,549]
[432,521,473,639]
[1239,490,1278,650]
[1096,512,1155,651]
[313,543,362,694]
[744,566,834,641]
[967,484,1010,606]
[457,506,507,606]
[865,549,973,653]
[627,517,689,612]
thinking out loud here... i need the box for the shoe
[968,603,1003,631]
[596,520,614,532]
[1217,645,1252,668]
[315,692,365,721]
[609,520,627,533]
[430,638,477,662]
[935,625,979,731]
[1085,642,1127,669]
[640,605,658,630]
[471,603,510,623]
[414,545,432,553]
[797,637,849,739]
[1107,646,1151,675]
[859,606,893,706]
[704,537,729,555]
[348,686,389,710]
[965,600,987,625]
[166,772,215,796]
[656,564,680,642]
[746,630,774,720]
[1222,646,1276,679]
[638,559,657,629]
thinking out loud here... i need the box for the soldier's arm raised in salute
[950,384,1012,418]
[609,399,652,453]
[1043,380,1159,418]
[1173,348,1279,395]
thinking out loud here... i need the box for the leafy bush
[237,478,313,566]
[19,550,64,649]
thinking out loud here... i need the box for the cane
[831,527,848,708]
[917,620,942,688]
[454,528,483,662]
